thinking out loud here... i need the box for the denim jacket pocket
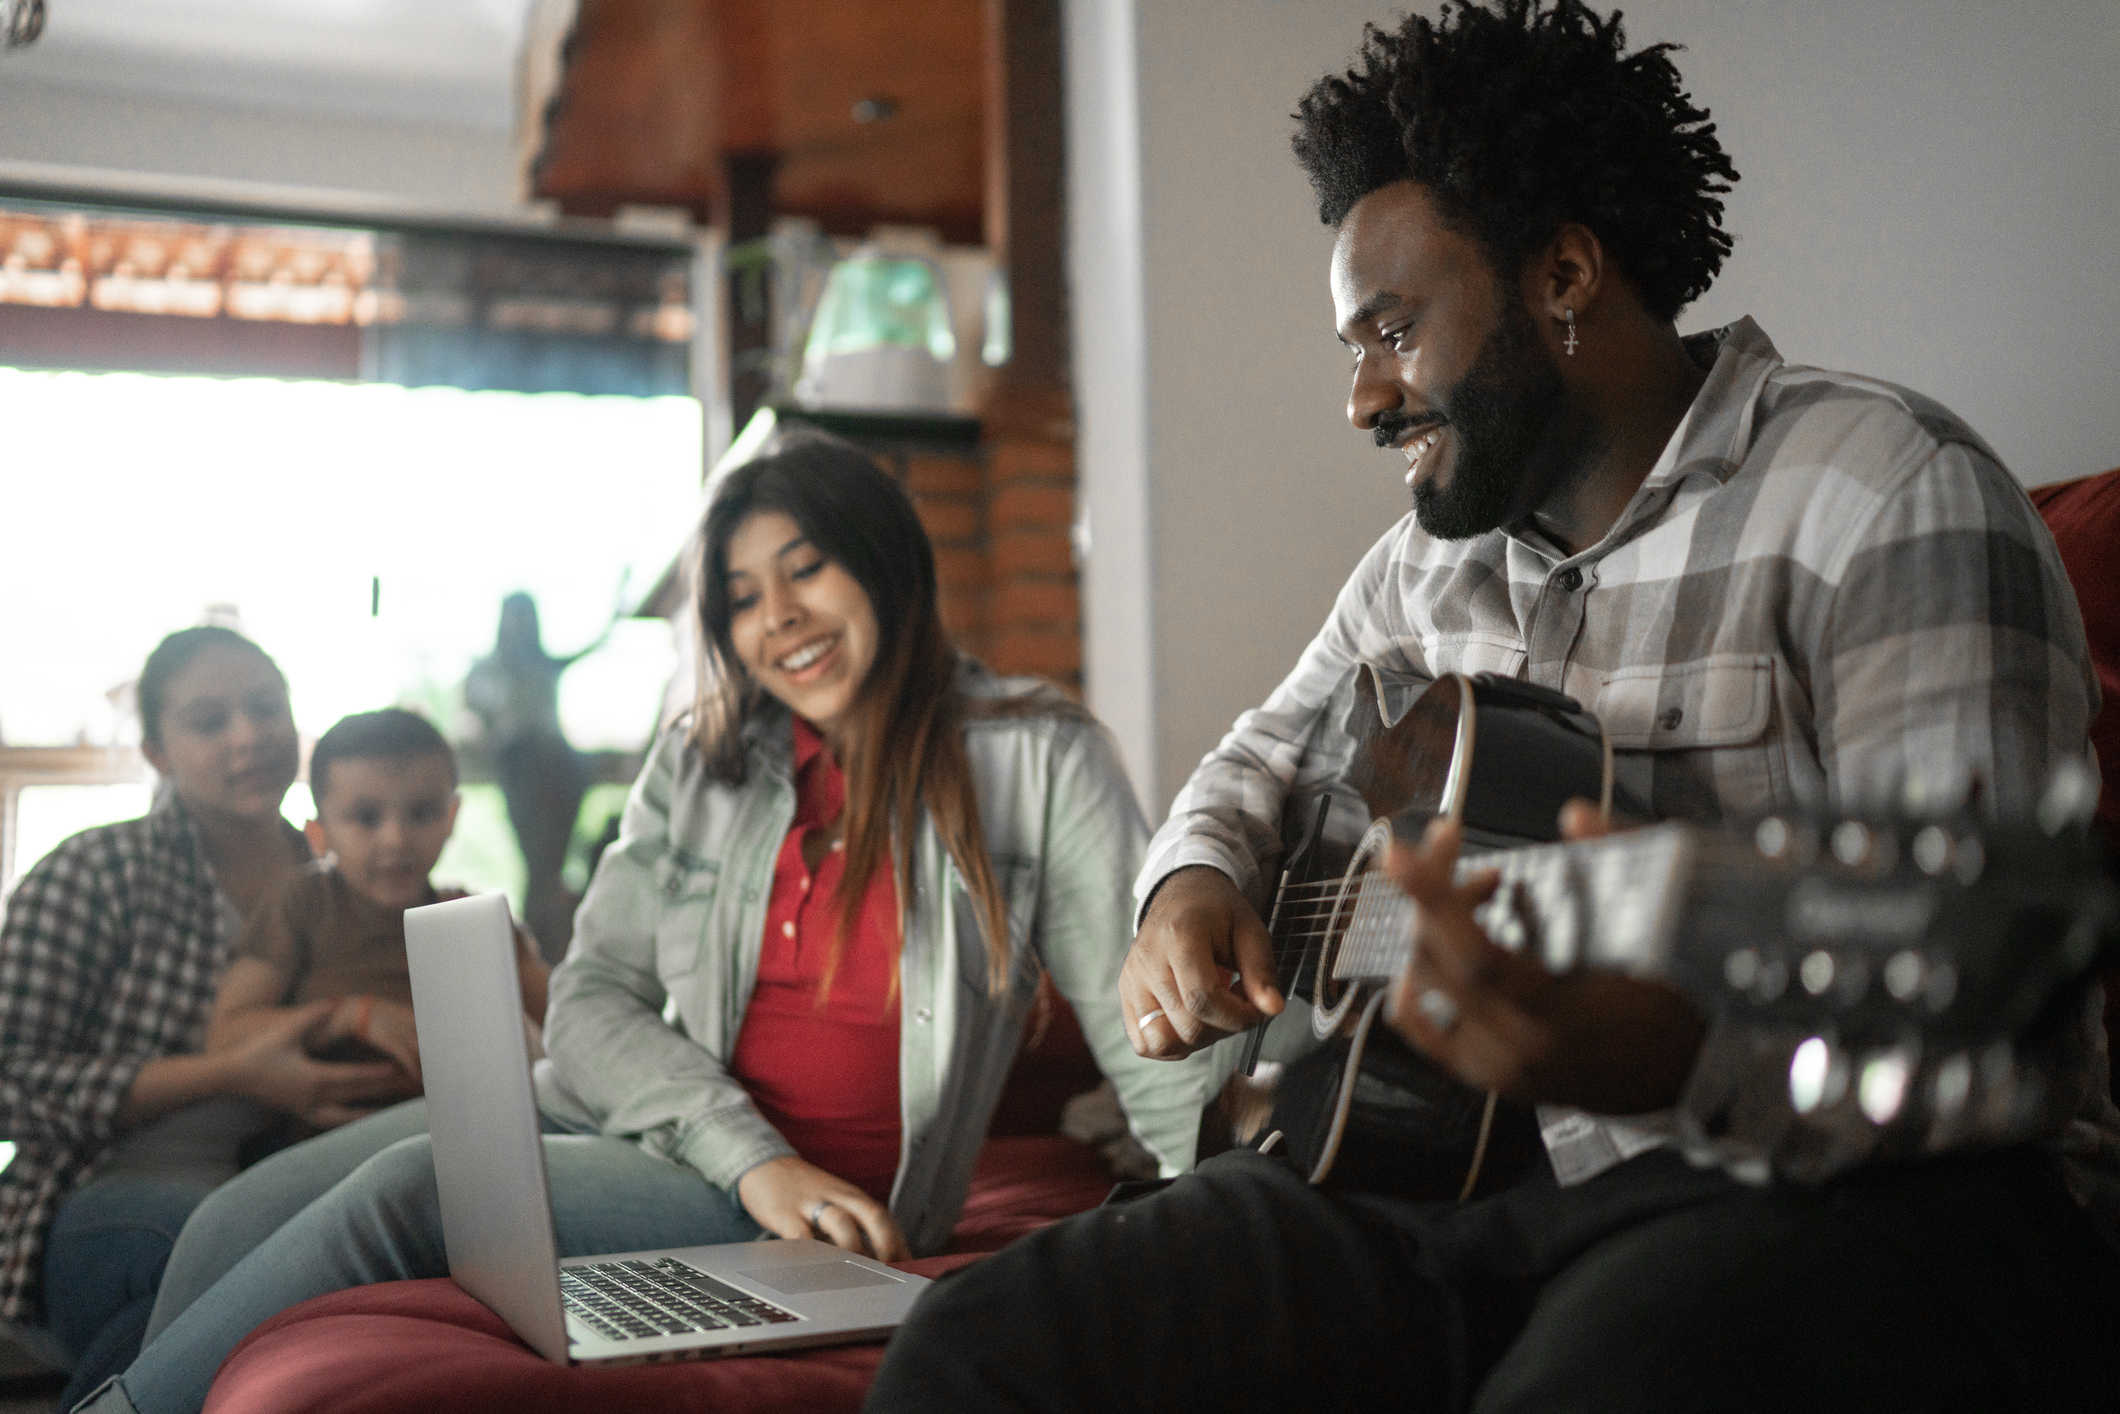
[651,853,720,986]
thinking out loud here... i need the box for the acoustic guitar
[1245,666,2116,1194]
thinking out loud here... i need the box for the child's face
[309,754,460,910]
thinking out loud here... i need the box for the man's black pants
[864,1145,2120,1413]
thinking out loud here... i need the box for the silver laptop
[405,892,927,1366]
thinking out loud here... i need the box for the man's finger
[1230,914,1286,1019]
[1166,940,1263,1039]
[1144,963,1213,1048]
[1558,798,1610,841]
[1121,969,1178,1057]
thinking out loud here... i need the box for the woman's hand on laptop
[738,1156,910,1264]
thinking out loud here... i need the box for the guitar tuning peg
[2037,757,2099,836]
[1952,836,1985,887]
[1857,1048,1915,1125]
[1830,821,1871,867]
[1788,1035,1847,1115]
[1911,826,1952,876]
[1931,1053,1973,1119]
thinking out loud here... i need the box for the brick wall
[897,432,1081,693]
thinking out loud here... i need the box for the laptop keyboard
[561,1257,802,1343]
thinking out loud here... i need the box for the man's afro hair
[1292,0,1738,321]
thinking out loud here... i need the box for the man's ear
[1528,222,1605,326]
[303,818,329,858]
[443,791,462,837]
[142,739,169,779]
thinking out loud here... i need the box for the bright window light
[0,366,703,899]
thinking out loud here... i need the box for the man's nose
[1346,358,1401,432]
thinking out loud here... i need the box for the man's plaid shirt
[0,794,239,1322]
[1138,318,2119,1242]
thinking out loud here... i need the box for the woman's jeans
[90,1125,763,1414]
[44,1174,215,1410]
[142,1100,433,1342]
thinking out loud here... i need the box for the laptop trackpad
[739,1260,901,1296]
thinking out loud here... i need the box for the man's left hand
[1383,803,1705,1115]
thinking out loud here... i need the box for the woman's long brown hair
[691,431,1035,997]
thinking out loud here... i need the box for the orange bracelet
[355,994,373,1042]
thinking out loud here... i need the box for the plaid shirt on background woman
[0,794,243,1323]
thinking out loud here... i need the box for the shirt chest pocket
[651,854,721,989]
[1595,654,1782,821]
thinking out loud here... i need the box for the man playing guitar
[867,3,2120,1409]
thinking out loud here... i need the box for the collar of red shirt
[790,715,846,830]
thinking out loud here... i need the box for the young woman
[83,434,1214,1414]
[0,628,414,1409]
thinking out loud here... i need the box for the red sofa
[203,1135,1113,1414]
[203,983,1116,1414]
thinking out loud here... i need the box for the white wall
[0,80,523,213]
[1618,0,2120,488]
[0,0,534,213]
[1068,0,1400,812]
[1067,0,2120,815]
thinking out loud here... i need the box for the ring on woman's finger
[807,1199,836,1231]
[1416,988,1459,1034]
[1136,1008,1167,1030]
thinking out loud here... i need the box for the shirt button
[1557,567,1584,592]
[781,920,796,939]
[914,1007,932,1024]
[1659,706,1684,730]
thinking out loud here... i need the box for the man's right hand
[1122,866,1284,1059]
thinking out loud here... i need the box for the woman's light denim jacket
[539,667,1214,1256]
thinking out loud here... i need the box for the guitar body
[1252,667,1620,1195]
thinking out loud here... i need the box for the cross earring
[1563,309,1579,357]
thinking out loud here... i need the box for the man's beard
[1388,298,1567,541]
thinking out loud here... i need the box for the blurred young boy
[208,708,548,1111]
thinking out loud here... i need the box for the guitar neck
[1325,824,1700,982]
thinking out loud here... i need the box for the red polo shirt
[728,718,904,1200]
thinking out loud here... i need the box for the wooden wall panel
[533,0,987,243]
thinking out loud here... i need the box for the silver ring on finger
[807,1199,836,1231]
[1136,1008,1166,1030]
[1416,987,1460,1035]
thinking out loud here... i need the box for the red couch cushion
[2031,469,2120,844]
[203,1135,1115,1414]
[2030,468,2120,1074]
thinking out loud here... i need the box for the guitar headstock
[1670,772,2115,1155]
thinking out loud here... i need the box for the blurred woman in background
[0,627,411,1407]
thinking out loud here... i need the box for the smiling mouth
[1400,426,1446,486]
[774,633,840,677]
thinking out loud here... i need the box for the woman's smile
[773,631,843,681]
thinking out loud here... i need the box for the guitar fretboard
[1325,824,1696,981]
